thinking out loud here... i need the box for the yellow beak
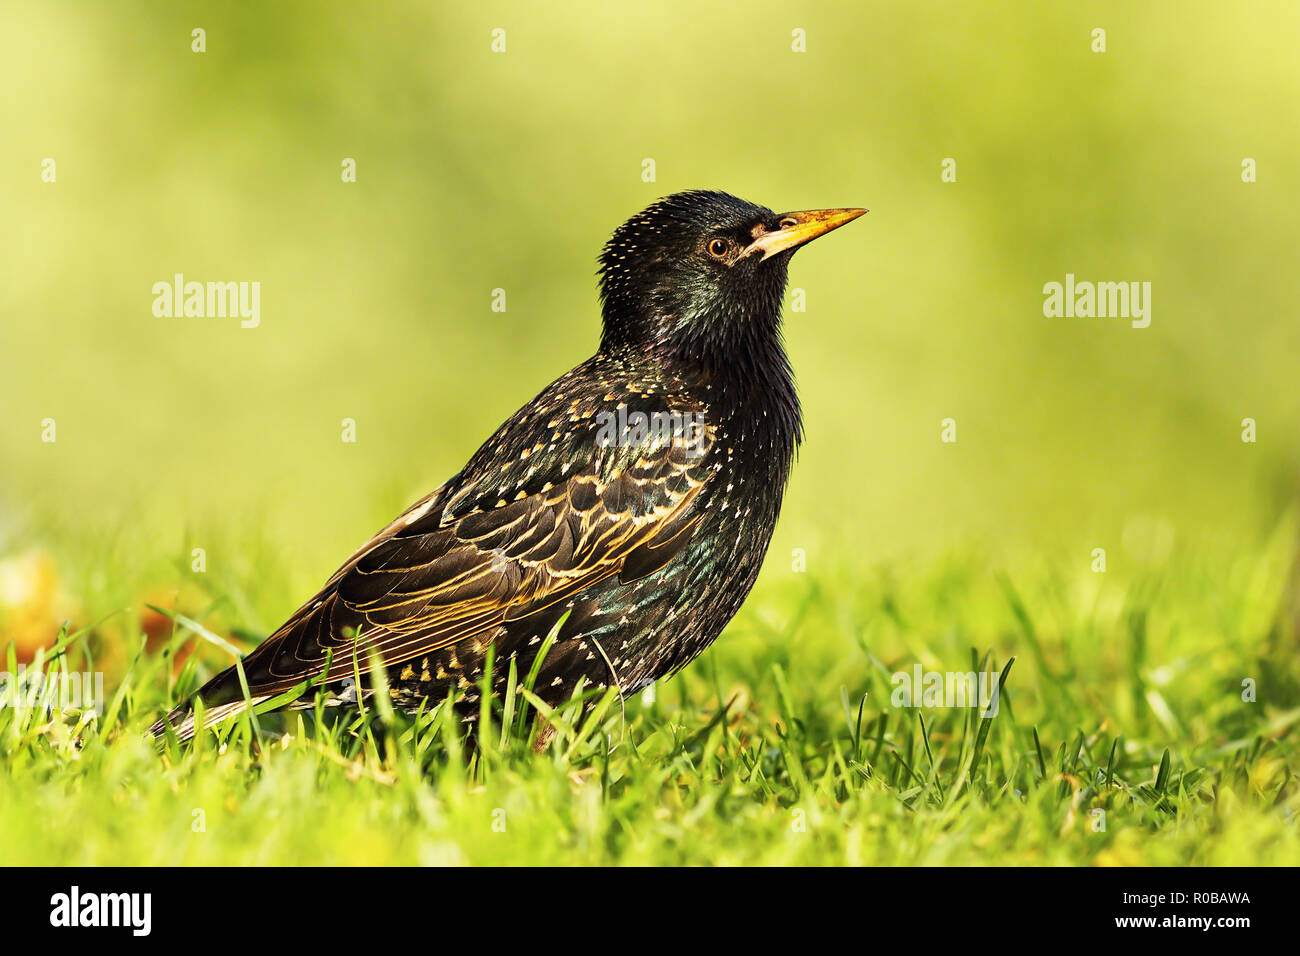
[743,207,868,261]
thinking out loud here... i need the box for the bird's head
[597,190,865,368]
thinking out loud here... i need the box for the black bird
[152,190,865,741]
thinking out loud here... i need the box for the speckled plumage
[153,190,863,740]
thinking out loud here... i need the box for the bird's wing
[202,401,716,702]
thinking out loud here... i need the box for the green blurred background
[3,1,1298,618]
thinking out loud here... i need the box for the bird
[151,190,865,741]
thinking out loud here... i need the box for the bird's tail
[149,690,272,742]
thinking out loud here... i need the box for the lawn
[2,519,1296,866]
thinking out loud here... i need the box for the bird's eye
[707,238,729,258]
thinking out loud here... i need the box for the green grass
[2,520,1298,866]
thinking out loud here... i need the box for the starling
[152,190,865,740]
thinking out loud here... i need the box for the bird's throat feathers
[599,262,802,465]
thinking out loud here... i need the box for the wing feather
[208,420,714,699]
[151,368,719,740]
